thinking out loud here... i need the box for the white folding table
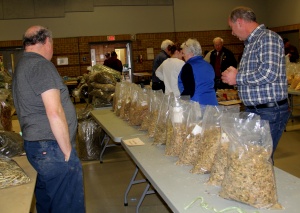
[91,108,146,163]
[121,134,300,213]
[91,107,300,213]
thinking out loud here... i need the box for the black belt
[246,99,287,109]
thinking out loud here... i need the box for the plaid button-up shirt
[237,24,288,106]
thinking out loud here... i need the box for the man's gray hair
[213,37,224,44]
[161,39,174,50]
[229,6,256,23]
[181,38,202,56]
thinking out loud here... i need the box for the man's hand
[221,66,238,85]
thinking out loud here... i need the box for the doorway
[90,41,133,81]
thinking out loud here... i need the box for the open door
[90,41,133,82]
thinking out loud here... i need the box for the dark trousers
[24,140,85,213]
[152,81,165,93]
[245,102,290,161]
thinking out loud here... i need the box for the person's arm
[41,89,72,161]
[180,63,195,97]
[155,63,164,81]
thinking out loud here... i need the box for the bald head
[23,25,52,48]
[22,25,54,60]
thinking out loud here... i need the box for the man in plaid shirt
[222,6,290,161]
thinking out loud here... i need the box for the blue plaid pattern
[237,24,288,106]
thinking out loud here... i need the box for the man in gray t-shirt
[14,52,77,144]
[12,25,85,213]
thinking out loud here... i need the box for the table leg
[124,166,147,206]
[136,183,155,213]
[99,134,117,163]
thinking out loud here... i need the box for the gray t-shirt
[12,52,77,143]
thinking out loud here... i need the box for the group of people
[152,38,219,105]
[152,6,290,163]
[11,5,291,213]
[152,36,238,106]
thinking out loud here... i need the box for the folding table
[91,108,145,162]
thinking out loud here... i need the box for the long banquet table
[91,108,300,213]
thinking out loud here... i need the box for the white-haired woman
[178,38,218,105]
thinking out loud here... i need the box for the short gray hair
[213,37,224,44]
[229,6,256,23]
[181,38,202,56]
[161,39,174,50]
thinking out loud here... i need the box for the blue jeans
[245,102,290,161]
[24,140,85,213]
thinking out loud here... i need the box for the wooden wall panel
[93,0,122,6]
[147,0,173,5]
[2,0,34,19]
[34,0,65,18]
[64,0,94,12]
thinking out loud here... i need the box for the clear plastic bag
[191,105,240,174]
[164,98,190,156]
[89,70,117,85]
[0,155,30,189]
[290,73,300,89]
[140,90,163,130]
[219,118,281,209]
[114,82,130,116]
[176,102,205,165]
[90,82,116,92]
[0,131,24,157]
[153,93,174,145]
[77,118,103,161]
[77,104,94,121]
[91,64,121,81]
[148,91,164,137]
[112,82,121,112]
[119,82,131,119]
[128,87,149,126]
[89,89,114,107]
[0,100,12,131]
[190,105,224,174]
[208,112,260,186]
[128,85,140,123]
